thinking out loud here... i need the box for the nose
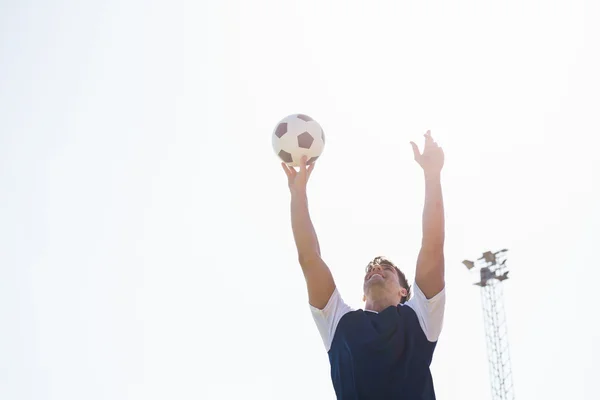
[371,264,384,274]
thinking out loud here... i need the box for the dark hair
[366,256,412,304]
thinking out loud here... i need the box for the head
[362,256,411,305]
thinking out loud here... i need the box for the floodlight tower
[463,249,515,400]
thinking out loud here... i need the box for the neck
[364,294,399,313]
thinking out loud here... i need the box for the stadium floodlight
[481,251,497,265]
[481,267,495,282]
[497,271,509,282]
[462,250,515,400]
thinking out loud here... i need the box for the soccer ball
[272,114,325,167]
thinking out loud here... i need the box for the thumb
[410,141,421,160]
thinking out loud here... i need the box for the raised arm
[410,131,445,299]
[282,156,335,309]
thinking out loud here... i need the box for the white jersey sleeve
[405,282,446,342]
[309,288,354,352]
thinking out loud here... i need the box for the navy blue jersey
[311,283,445,399]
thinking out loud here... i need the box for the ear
[362,294,366,302]
[399,287,408,299]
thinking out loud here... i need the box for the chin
[363,282,383,294]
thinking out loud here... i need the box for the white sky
[1,0,599,399]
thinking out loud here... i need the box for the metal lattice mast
[463,249,515,400]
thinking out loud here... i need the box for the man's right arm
[290,188,335,310]
[282,156,335,310]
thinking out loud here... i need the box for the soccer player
[281,130,445,399]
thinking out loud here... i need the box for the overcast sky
[1,1,599,399]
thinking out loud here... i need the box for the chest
[333,306,426,356]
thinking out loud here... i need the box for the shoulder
[309,287,354,351]
[404,282,446,342]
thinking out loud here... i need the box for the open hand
[410,130,444,175]
[281,155,315,194]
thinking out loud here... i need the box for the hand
[281,155,316,194]
[410,130,444,176]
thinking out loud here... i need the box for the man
[281,130,445,399]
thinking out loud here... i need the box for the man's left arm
[411,131,445,299]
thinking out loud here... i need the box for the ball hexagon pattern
[272,114,325,167]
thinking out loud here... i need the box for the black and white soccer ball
[272,114,325,167]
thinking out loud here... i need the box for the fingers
[281,162,291,178]
[307,160,316,177]
[424,130,434,149]
[281,162,297,179]
[298,155,309,175]
[282,156,315,182]
[425,130,442,146]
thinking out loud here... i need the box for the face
[362,259,407,302]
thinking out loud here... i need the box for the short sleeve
[405,283,446,342]
[309,288,354,352]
